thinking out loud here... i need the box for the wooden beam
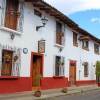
[25,0,41,2]
[39,7,50,10]
[50,13,59,16]
[79,35,90,40]
[33,4,44,8]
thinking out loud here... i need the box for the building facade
[0,0,100,94]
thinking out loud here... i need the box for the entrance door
[69,61,76,86]
[32,54,43,88]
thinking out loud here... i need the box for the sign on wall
[38,40,45,53]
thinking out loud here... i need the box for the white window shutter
[17,0,24,32]
[0,0,6,26]
[12,49,21,76]
[53,55,56,76]
[0,44,2,76]
[61,56,65,76]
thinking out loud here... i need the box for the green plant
[34,90,41,97]
[33,74,42,97]
[96,61,100,82]
[96,61,100,76]
[34,74,42,86]
[61,87,68,93]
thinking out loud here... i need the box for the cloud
[91,18,100,23]
[43,0,100,15]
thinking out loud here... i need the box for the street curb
[34,88,100,100]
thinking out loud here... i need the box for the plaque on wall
[38,40,45,53]
[23,48,28,54]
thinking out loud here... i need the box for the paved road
[48,90,100,100]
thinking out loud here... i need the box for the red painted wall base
[0,77,32,94]
[0,77,95,94]
[76,80,96,86]
[41,77,68,90]
[0,77,68,94]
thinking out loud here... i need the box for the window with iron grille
[94,43,99,54]
[34,9,42,17]
[83,62,89,77]
[55,56,65,76]
[82,40,89,50]
[73,32,78,47]
[0,48,21,76]
[56,21,65,45]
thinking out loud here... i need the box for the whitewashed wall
[0,1,99,81]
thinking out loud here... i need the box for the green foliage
[34,74,42,86]
[61,88,68,93]
[96,61,100,76]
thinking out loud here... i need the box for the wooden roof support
[79,35,90,40]
[39,7,50,10]
[25,0,41,2]
[33,4,44,7]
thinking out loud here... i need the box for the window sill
[0,76,20,79]
[53,76,65,78]
[94,52,100,55]
[0,26,22,35]
[82,47,89,51]
[73,43,78,47]
[84,75,88,77]
[55,44,64,48]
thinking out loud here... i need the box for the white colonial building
[0,0,99,94]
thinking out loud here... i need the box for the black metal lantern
[36,17,48,31]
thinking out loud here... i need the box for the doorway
[31,53,43,89]
[69,60,76,86]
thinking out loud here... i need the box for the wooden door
[1,50,13,76]
[69,65,76,86]
[32,55,42,88]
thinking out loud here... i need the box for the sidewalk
[0,85,100,100]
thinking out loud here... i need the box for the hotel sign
[38,40,45,53]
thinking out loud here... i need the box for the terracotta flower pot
[34,90,41,97]
[61,88,68,93]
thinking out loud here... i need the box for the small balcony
[56,32,65,47]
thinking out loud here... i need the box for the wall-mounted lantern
[36,17,48,31]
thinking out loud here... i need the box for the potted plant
[34,89,41,97]
[61,87,68,93]
[33,74,42,97]
[96,61,100,86]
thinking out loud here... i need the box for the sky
[44,0,100,38]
